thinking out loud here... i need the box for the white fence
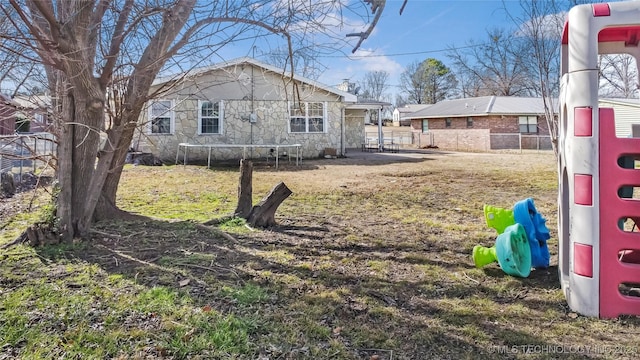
[365,130,413,146]
[0,133,57,178]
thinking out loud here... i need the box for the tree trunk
[235,159,253,218]
[0,171,15,198]
[246,182,292,228]
[55,90,75,242]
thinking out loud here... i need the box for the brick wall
[412,115,550,134]
[415,128,490,151]
[411,114,552,151]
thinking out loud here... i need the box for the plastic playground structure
[558,1,640,318]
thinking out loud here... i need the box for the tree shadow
[31,216,640,359]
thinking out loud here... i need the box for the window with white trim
[422,119,429,133]
[149,100,173,134]
[34,113,45,124]
[519,116,538,133]
[289,101,326,133]
[198,100,223,134]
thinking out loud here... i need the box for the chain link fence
[365,129,413,146]
[0,133,57,181]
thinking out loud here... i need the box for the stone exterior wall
[344,109,365,149]
[136,99,347,162]
[135,63,352,162]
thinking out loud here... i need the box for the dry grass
[1,149,639,359]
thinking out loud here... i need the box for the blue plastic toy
[473,223,532,278]
[512,198,550,269]
[483,198,550,269]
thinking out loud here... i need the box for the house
[0,94,51,135]
[0,94,18,135]
[405,96,556,151]
[598,98,640,137]
[334,79,392,126]
[392,104,431,127]
[12,94,51,133]
[136,57,384,162]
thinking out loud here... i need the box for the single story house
[392,104,431,127]
[0,94,18,135]
[405,96,557,151]
[0,94,51,134]
[598,98,640,137]
[12,94,51,133]
[136,57,384,162]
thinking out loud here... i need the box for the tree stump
[0,171,15,198]
[246,182,292,228]
[22,223,61,246]
[125,151,163,166]
[234,159,253,218]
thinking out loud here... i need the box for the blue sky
[320,0,520,87]
[215,1,533,98]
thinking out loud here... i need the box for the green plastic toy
[483,204,515,234]
[473,223,532,278]
[484,198,550,269]
[472,245,498,268]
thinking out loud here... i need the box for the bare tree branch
[347,0,386,53]
[100,0,134,87]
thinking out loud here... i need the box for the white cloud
[318,48,403,92]
[350,48,403,77]
[515,12,566,39]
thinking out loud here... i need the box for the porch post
[378,106,384,151]
[340,106,346,156]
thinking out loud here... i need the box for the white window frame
[148,99,175,134]
[288,101,327,133]
[519,116,538,133]
[197,100,224,135]
[34,113,45,124]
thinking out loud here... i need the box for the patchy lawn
[1,149,639,359]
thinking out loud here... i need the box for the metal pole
[19,136,24,179]
[33,136,37,172]
[519,132,522,153]
[377,107,383,151]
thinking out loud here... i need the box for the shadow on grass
[28,215,623,359]
[180,149,444,173]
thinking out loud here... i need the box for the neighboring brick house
[0,94,18,135]
[138,57,385,162]
[0,94,51,135]
[12,94,51,133]
[405,96,556,151]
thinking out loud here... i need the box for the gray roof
[395,104,431,115]
[153,57,357,103]
[405,96,558,119]
[12,94,50,109]
[347,99,392,110]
